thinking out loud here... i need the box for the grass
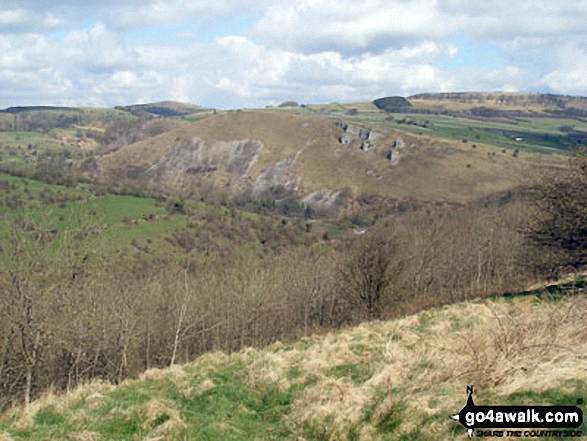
[0,97,575,209]
[0,173,339,265]
[100,109,566,206]
[302,95,587,153]
[2,292,585,440]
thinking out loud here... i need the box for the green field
[0,173,339,264]
[272,101,587,153]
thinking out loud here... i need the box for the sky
[1,0,587,109]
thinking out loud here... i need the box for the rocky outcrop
[148,138,263,181]
[385,137,406,165]
[252,153,302,198]
[335,122,386,152]
[392,137,406,149]
[302,188,342,209]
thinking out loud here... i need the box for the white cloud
[64,22,139,72]
[93,70,164,94]
[0,8,63,33]
[252,0,455,55]
[252,0,587,59]
[0,34,53,70]
[440,1,587,39]
[1,1,587,108]
[0,69,73,104]
[539,46,587,94]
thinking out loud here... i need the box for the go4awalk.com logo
[451,386,584,438]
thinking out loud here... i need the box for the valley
[0,93,585,440]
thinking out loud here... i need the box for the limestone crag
[335,122,386,152]
[147,138,263,181]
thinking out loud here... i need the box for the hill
[298,93,587,154]
[1,291,585,440]
[114,101,211,118]
[407,92,587,118]
[1,92,582,215]
[98,110,556,209]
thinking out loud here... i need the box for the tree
[527,148,587,272]
[0,210,97,407]
[339,229,403,319]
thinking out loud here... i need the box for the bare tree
[339,229,404,319]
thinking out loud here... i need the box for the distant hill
[0,106,80,113]
[373,96,412,111]
[403,92,587,118]
[115,101,210,117]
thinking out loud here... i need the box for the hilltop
[1,291,585,440]
[114,101,212,118]
[407,92,587,118]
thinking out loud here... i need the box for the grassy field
[0,173,340,264]
[294,101,586,153]
[1,291,584,440]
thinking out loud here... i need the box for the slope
[1,291,585,440]
[98,110,557,206]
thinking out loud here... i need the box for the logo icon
[451,386,583,438]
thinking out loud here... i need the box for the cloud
[0,0,273,32]
[439,1,587,40]
[252,0,587,57]
[252,0,454,55]
[93,70,164,94]
[0,8,63,33]
[539,45,587,94]
[1,1,587,108]
[0,34,53,70]
[0,69,73,105]
[63,22,139,73]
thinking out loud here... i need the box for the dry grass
[70,431,101,441]
[245,293,586,439]
[2,380,116,429]
[288,377,377,439]
[277,294,585,439]
[98,109,560,204]
[138,399,185,431]
[1,292,585,440]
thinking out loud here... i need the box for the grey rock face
[148,138,264,180]
[302,188,342,210]
[360,142,375,152]
[336,122,386,152]
[392,137,406,149]
[252,153,303,198]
